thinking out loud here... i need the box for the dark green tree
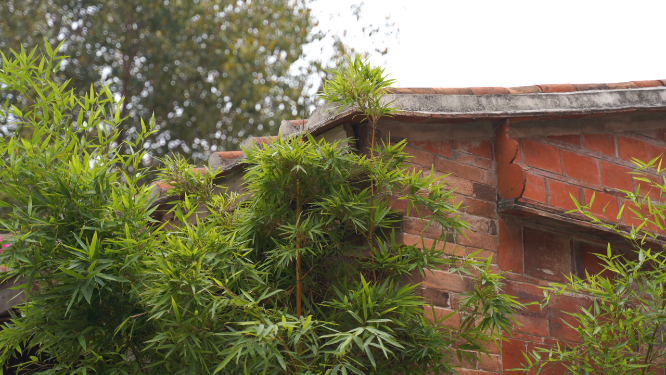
[0,0,386,161]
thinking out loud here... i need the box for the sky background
[309,0,665,88]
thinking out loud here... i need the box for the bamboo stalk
[296,177,302,317]
[368,120,377,282]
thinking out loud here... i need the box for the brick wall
[385,125,666,374]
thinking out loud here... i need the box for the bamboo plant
[0,45,523,375]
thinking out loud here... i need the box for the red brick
[634,173,662,203]
[498,217,523,273]
[573,241,608,278]
[525,342,570,374]
[622,198,653,228]
[581,133,615,157]
[422,271,473,293]
[523,227,572,282]
[437,157,488,183]
[617,135,650,163]
[403,217,445,239]
[404,145,436,167]
[583,189,619,221]
[452,151,493,169]
[453,139,493,159]
[473,183,497,201]
[513,314,549,337]
[548,134,580,146]
[523,139,562,174]
[503,280,547,318]
[549,294,592,342]
[522,172,547,203]
[440,174,474,196]
[548,179,582,211]
[466,198,497,219]
[457,230,498,251]
[562,150,599,184]
[456,369,496,375]
[650,143,666,161]
[424,306,460,328]
[421,288,449,307]
[409,140,451,157]
[600,161,633,191]
[502,338,527,371]
[401,233,462,256]
[537,83,577,93]
[465,247,497,263]
[477,354,502,372]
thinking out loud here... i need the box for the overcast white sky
[309,0,666,88]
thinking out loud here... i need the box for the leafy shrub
[0,44,522,374]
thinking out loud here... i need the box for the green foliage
[517,156,666,374]
[0,0,385,160]
[320,54,397,127]
[0,45,522,374]
[0,43,161,374]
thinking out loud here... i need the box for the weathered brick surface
[617,135,651,162]
[562,149,599,184]
[380,125,666,373]
[409,139,452,157]
[600,160,633,191]
[523,139,562,173]
[523,227,572,283]
[547,179,582,211]
[581,133,615,156]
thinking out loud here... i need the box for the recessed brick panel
[562,150,599,184]
[523,139,562,174]
[617,135,650,163]
[498,217,522,273]
[548,179,582,211]
[410,140,451,157]
[600,161,633,191]
[523,227,572,282]
[573,241,607,279]
[452,139,493,159]
[581,133,615,157]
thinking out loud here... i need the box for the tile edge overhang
[306,87,666,135]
